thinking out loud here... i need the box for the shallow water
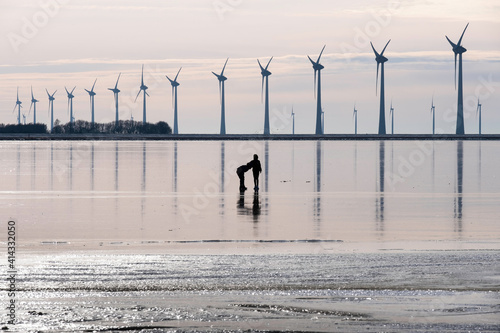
[1,140,500,332]
[1,140,499,248]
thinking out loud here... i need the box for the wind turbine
[212,58,229,135]
[371,39,391,135]
[308,45,326,135]
[65,86,76,125]
[29,86,38,124]
[291,107,295,135]
[389,100,394,134]
[476,98,482,135]
[46,89,56,133]
[430,96,436,135]
[22,114,26,125]
[446,23,469,135]
[353,104,358,135]
[108,73,121,125]
[258,57,273,135]
[13,87,22,125]
[135,65,149,124]
[85,79,97,126]
[166,68,181,134]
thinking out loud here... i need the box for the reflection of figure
[237,191,261,219]
[252,192,261,216]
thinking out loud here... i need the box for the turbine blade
[71,86,76,94]
[16,87,19,101]
[317,45,326,63]
[221,58,229,76]
[307,55,316,66]
[370,42,380,57]
[29,102,33,114]
[261,76,264,103]
[445,36,457,48]
[65,87,70,95]
[376,62,380,95]
[257,59,264,71]
[454,53,457,89]
[141,65,144,86]
[12,104,17,113]
[134,90,141,102]
[145,91,149,97]
[91,78,97,92]
[115,73,121,89]
[212,72,220,79]
[380,39,391,56]
[46,88,50,97]
[85,89,91,94]
[265,56,273,70]
[457,22,469,46]
[174,67,182,81]
[166,75,174,84]
[31,86,34,100]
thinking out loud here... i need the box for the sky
[1,0,499,134]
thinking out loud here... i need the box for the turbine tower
[446,23,469,135]
[166,68,181,134]
[291,107,295,135]
[353,104,358,135]
[65,86,76,125]
[212,58,229,135]
[13,87,22,125]
[135,65,149,124]
[46,89,56,133]
[85,79,97,126]
[258,57,273,135]
[389,100,394,134]
[371,40,391,135]
[430,96,436,135]
[476,98,482,135]
[29,86,38,124]
[108,73,121,125]
[308,45,326,135]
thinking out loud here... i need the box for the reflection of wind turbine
[166,68,181,134]
[29,86,38,124]
[258,57,273,135]
[446,23,469,135]
[65,86,76,125]
[308,45,326,135]
[46,89,56,133]
[108,73,121,125]
[135,65,149,124]
[476,98,482,135]
[291,107,295,135]
[85,79,97,126]
[212,58,229,135]
[430,96,436,135]
[13,87,22,125]
[371,40,391,135]
[353,104,358,135]
[389,100,394,134]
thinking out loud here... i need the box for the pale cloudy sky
[1,0,499,134]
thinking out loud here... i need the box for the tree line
[0,120,172,135]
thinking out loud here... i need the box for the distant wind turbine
[389,100,394,135]
[108,73,121,125]
[258,57,273,135]
[65,86,76,125]
[46,89,56,133]
[29,86,38,124]
[85,79,97,126]
[166,68,181,134]
[291,107,295,135]
[353,104,358,135]
[308,45,326,135]
[371,39,391,135]
[13,87,22,125]
[22,114,26,125]
[476,98,482,135]
[445,23,469,135]
[212,58,229,135]
[135,65,149,124]
[430,96,436,135]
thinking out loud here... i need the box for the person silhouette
[236,154,262,191]
[246,154,262,191]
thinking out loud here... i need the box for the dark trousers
[236,167,245,188]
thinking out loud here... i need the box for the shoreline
[1,133,500,141]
